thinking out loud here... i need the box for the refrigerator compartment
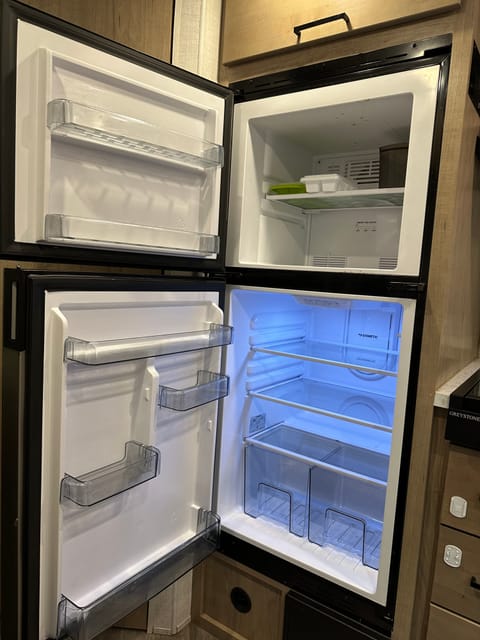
[158,370,229,411]
[60,440,160,507]
[252,340,399,377]
[299,174,356,193]
[44,214,220,257]
[64,323,233,365]
[56,509,220,640]
[308,452,388,569]
[47,99,224,170]
[248,378,394,432]
[266,188,404,209]
[244,427,340,536]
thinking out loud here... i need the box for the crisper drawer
[440,447,480,537]
[426,604,480,640]
[431,526,480,624]
[244,425,388,569]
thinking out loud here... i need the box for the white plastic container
[300,174,356,193]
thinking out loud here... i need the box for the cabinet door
[221,0,461,64]
[21,0,174,62]
[440,447,480,537]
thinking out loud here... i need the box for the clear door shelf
[159,370,229,411]
[60,441,160,507]
[47,99,224,170]
[266,188,404,210]
[64,323,233,365]
[248,378,394,432]
[44,214,220,257]
[252,340,399,376]
[55,509,220,640]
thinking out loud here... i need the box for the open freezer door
[1,270,231,640]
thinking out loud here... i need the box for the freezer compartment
[227,66,440,275]
[15,22,225,258]
[60,441,160,507]
[308,447,389,570]
[56,509,219,640]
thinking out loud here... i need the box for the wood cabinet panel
[431,526,480,623]
[192,554,287,640]
[426,604,480,640]
[221,0,461,65]
[22,0,173,62]
[441,446,480,537]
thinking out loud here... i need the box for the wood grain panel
[441,446,480,537]
[426,604,480,640]
[22,0,173,61]
[192,553,287,640]
[221,0,461,65]
[431,525,480,623]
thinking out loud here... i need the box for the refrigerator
[0,2,451,639]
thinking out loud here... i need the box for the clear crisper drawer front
[308,446,388,569]
[56,510,220,640]
[244,425,340,536]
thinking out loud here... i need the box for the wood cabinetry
[192,553,287,640]
[221,0,461,65]
[21,0,174,62]
[427,446,480,638]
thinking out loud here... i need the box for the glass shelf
[44,214,220,257]
[47,99,224,170]
[252,340,399,376]
[65,324,233,366]
[56,509,220,640]
[248,378,394,432]
[159,370,229,411]
[266,188,404,210]
[60,441,160,507]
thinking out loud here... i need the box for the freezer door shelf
[244,424,388,569]
[44,214,220,257]
[54,509,220,640]
[64,324,233,365]
[47,99,224,171]
[60,441,160,507]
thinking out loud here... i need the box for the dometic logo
[449,410,480,422]
[358,333,378,339]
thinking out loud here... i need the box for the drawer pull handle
[471,576,480,590]
[293,13,352,41]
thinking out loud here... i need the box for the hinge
[386,280,425,295]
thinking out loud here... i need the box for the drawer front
[441,447,480,537]
[426,604,480,640]
[221,0,461,64]
[431,526,480,623]
[192,554,286,640]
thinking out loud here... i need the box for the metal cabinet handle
[293,13,352,41]
[471,576,480,590]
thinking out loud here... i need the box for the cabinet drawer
[221,0,461,64]
[431,526,480,623]
[192,553,287,640]
[427,604,480,640]
[441,447,480,537]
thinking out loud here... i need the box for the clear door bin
[308,446,388,569]
[60,441,160,507]
[64,323,233,365]
[158,370,229,411]
[55,509,219,640]
[244,425,340,536]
